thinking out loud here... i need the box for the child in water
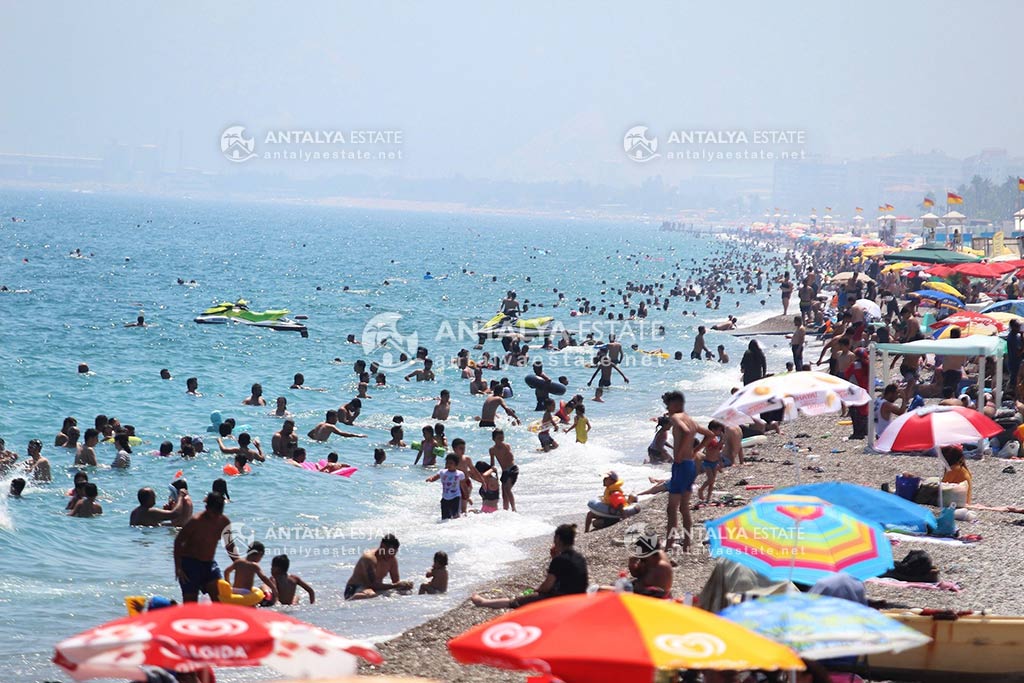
[419,551,449,594]
[537,399,559,452]
[223,541,277,603]
[266,554,315,605]
[415,425,437,467]
[565,404,591,444]
[475,460,500,513]
[388,424,406,447]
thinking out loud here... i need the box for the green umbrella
[885,242,981,264]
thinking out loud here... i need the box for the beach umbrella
[922,281,965,299]
[852,298,881,319]
[908,290,963,309]
[705,494,893,585]
[829,271,874,284]
[929,310,1004,331]
[981,299,1024,318]
[952,262,1018,279]
[711,371,870,426]
[775,482,936,532]
[53,603,381,681]
[931,323,998,339]
[875,405,1002,453]
[720,593,931,660]
[885,242,981,264]
[881,261,914,274]
[924,265,956,278]
[447,592,805,682]
[985,311,1024,325]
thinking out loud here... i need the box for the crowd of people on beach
[8,230,1016,646]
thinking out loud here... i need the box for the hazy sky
[2,1,1022,185]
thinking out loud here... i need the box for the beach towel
[886,532,980,546]
[867,577,962,592]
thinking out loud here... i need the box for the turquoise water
[0,190,785,681]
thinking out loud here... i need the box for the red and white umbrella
[929,310,1004,332]
[53,603,382,681]
[875,405,1002,453]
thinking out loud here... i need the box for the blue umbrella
[909,290,963,307]
[775,482,936,533]
[981,299,1024,318]
[720,593,931,659]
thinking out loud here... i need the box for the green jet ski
[479,312,555,339]
[195,299,308,336]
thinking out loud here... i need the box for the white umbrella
[712,371,871,426]
[853,298,882,319]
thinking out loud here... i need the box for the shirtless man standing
[307,411,366,441]
[242,383,266,406]
[432,390,452,420]
[490,429,518,512]
[344,534,413,600]
[690,327,712,360]
[272,419,299,457]
[129,487,182,526]
[174,492,236,602]
[25,440,51,482]
[479,393,519,428]
[75,429,99,467]
[662,391,712,553]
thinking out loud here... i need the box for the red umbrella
[53,603,382,681]
[951,262,1018,279]
[875,405,1002,452]
[928,310,1005,331]
[925,265,956,278]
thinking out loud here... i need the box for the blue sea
[0,189,786,682]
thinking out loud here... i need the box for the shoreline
[363,396,1024,680]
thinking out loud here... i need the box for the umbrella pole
[976,355,985,416]
[868,343,876,448]
[787,518,801,584]
[996,350,1003,407]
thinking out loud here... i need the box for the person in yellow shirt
[940,445,972,504]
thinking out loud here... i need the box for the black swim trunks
[344,583,365,600]
[500,464,519,487]
[178,556,222,595]
[478,420,496,428]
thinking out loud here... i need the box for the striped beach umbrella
[721,593,931,659]
[875,405,1002,453]
[448,592,805,682]
[705,494,893,585]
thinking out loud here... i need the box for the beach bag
[997,440,1020,459]
[884,550,939,583]
[914,481,940,507]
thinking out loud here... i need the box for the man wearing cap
[628,534,674,598]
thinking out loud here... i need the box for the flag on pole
[855,207,863,213]
[923,197,935,208]
[877,205,886,212]
[947,192,964,205]
[884,204,895,211]
[825,206,832,212]
[1018,177,1024,191]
